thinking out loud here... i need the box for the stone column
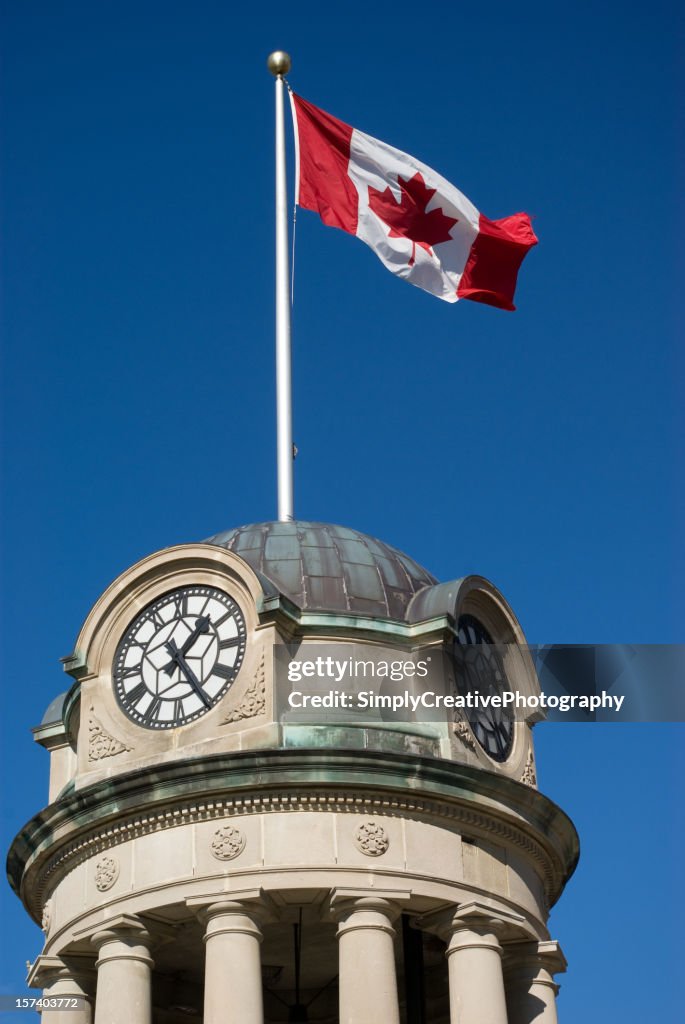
[331,893,405,1024]
[29,957,94,1024]
[418,902,525,1024]
[90,916,153,1024]
[187,890,276,1024]
[504,941,567,1024]
[446,920,508,1024]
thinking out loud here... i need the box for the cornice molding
[7,749,579,924]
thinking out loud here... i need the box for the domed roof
[203,521,437,620]
[40,690,69,726]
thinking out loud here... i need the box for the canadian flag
[290,93,537,310]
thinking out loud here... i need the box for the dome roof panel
[203,520,437,620]
[39,691,69,726]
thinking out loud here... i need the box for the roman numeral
[173,594,189,618]
[173,699,184,721]
[121,665,142,680]
[127,682,148,704]
[218,602,241,626]
[150,608,165,629]
[213,664,236,681]
[219,637,241,650]
[143,697,163,723]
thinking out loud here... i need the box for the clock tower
[8,520,578,1024]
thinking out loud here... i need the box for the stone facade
[8,523,578,1023]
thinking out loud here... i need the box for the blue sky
[1,1,682,1020]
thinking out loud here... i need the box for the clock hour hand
[163,615,211,676]
[164,639,212,708]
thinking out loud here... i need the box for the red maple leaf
[368,172,458,267]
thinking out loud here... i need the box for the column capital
[75,913,174,954]
[328,887,411,923]
[503,939,567,978]
[418,900,529,944]
[27,955,95,996]
[186,887,279,927]
[74,914,163,973]
[453,901,527,937]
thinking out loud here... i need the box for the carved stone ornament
[41,899,52,933]
[88,709,131,762]
[521,748,537,788]
[210,825,246,861]
[94,855,120,891]
[453,713,477,751]
[222,654,266,724]
[354,821,390,856]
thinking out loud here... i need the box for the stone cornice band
[7,749,579,924]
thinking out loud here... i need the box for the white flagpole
[268,50,294,522]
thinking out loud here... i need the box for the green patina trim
[30,721,66,742]
[256,589,453,641]
[286,611,453,640]
[284,721,445,739]
[7,748,579,906]
[62,680,81,741]
[61,650,87,680]
[283,724,442,759]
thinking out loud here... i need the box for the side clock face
[113,585,247,729]
[455,614,514,762]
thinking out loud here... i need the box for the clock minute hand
[163,615,211,676]
[164,639,212,709]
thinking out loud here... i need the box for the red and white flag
[290,93,537,310]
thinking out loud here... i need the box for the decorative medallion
[453,712,477,751]
[222,654,266,724]
[210,825,246,861]
[88,710,132,762]
[354,821,390,856]
[520,749,537,788]
[41,899,52,933]
[94,855,119,891]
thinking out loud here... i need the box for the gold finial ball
[267,51,291,76]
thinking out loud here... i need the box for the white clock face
[113,585,247,729]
